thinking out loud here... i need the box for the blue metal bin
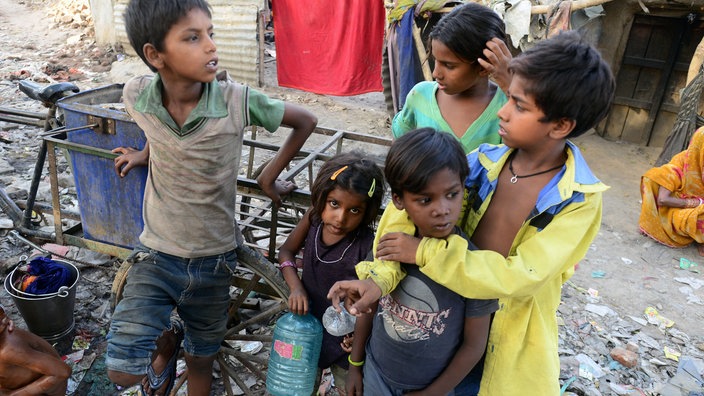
[57,84,147,249]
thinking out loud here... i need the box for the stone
[611,346,639,368]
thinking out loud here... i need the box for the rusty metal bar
[46,138,63,245]
[43,135,117,160]
[62,234,131,259]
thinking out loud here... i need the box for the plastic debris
[649,357,669,366]
[587,288,599,299]
[628,315,647,326]
[665,346,682,362]
[674,277,704,290]
[322,303,356,336]
[679,257,700,273]
[591,270,606,278]
[644,306,675,328]
[585,303,615,317]
[575,353,605,379]
[608,383,643,395]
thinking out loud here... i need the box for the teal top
[391,81,506,153]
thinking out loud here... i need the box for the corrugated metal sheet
[113,0,263,86]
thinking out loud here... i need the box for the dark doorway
[602,14,704,147]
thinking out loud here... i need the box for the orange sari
[639,127,704,247]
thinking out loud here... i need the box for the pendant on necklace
[510,175,518,184]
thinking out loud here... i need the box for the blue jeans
[106,244,237,375]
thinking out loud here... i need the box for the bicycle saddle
[18,80,80,105]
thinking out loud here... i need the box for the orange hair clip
[330,165,348,180]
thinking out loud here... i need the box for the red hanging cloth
[272,0,384,96]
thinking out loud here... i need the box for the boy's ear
[550,117,576,139]
[143,43,163,70]
[391,193,405,210]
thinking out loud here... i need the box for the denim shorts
[106,244,237,375]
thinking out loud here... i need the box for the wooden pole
[397,0,614,15]
[531,0,613,14]
[412,19,433,81]
[688,36,704,85]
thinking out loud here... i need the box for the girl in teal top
[392,3,510,153]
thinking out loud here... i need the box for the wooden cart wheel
[217,245,290,395]
[113,245,289,396]
[170,245,290,396]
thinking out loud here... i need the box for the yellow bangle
[348,355,364,367]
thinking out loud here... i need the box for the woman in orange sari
[640,127,704,255]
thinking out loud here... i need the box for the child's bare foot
[697,243,704,257]
[141,322,182,396]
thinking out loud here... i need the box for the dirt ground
[3,0,704,394]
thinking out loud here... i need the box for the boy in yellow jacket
[329,31,615,395]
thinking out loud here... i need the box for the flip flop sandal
[141,320,184,396]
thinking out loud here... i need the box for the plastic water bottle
[266,312,323,396]
[322,303,356,336]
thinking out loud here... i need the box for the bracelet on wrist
[348,355,364,367]
[279,260,296,270]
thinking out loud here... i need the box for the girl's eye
[209,32,215,39]
[188,34,199,42]
[350,208,361,214]
[329,200,339,208]
[417,197,431,205]
[447,191,459,199]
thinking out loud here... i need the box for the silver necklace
[315,223,357,264]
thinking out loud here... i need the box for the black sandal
[140,320,183,396]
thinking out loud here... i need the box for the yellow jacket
[357,142,608,395]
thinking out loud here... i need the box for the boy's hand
[376,232,420,264]
[112,146,148,178]
[328,279,381,316]
[346,365,364,396]
[257,173,297,207]
[340,333,354,353]
[479,37,512,94]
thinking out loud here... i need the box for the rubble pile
[557,278,704,395]
[44,0,94,33]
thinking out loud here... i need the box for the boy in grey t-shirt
[346,128,497,395]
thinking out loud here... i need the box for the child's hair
[429,2,506,64]
[385,128,468,196]
[124,0,213,72]
[508,31,615,138]
[310,151,385,229]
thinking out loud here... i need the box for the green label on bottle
[274,340,304,361]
